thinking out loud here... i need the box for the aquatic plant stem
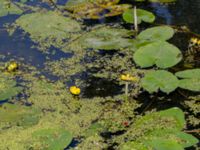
[125,82,129,96]
[134,6,138,34]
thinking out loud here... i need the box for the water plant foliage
[0,0,199,149]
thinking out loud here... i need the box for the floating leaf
[0,0,23,17]
[137,26,174,41]
[175,69,200,91]
[0,74,23,101]
[133,41,182,68]
[141,70,179,93]
[123,8,155,24]
[32,128,73,150]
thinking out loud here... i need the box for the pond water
[0,0,199,150]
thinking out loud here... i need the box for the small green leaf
[141,70,179,93]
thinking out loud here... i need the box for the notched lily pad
[141,70,179,93]
[133,41,182,68]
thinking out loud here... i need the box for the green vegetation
[0,0,199,149]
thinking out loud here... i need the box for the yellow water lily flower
[70,86,81,95]
[190,37,198,44]
[120,74,138,81]
[6,61,18,72]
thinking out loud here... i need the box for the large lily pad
[141,70,179,93]
[32,128,73,150]
[0,0,23,17]
[0,74,23,101]
[137,26,174,41]
[121,108,198,150]
[175,69,200,91]
[123,8,155,24]
[133,41,182,68]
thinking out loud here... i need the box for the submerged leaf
[0,103,40,128]
[78,26,134,50]
[15,11,81,50]
[32,128,73,150]
[0,74,22,101]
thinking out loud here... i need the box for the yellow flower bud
[120,74,138,81]
[6,61,18,72]
[70,86,81,95]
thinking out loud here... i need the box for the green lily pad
[141,70,179,93]
[0,74,23,101]
[123,8,155,24]
[133,41,182,68]
[32,128,73,150]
